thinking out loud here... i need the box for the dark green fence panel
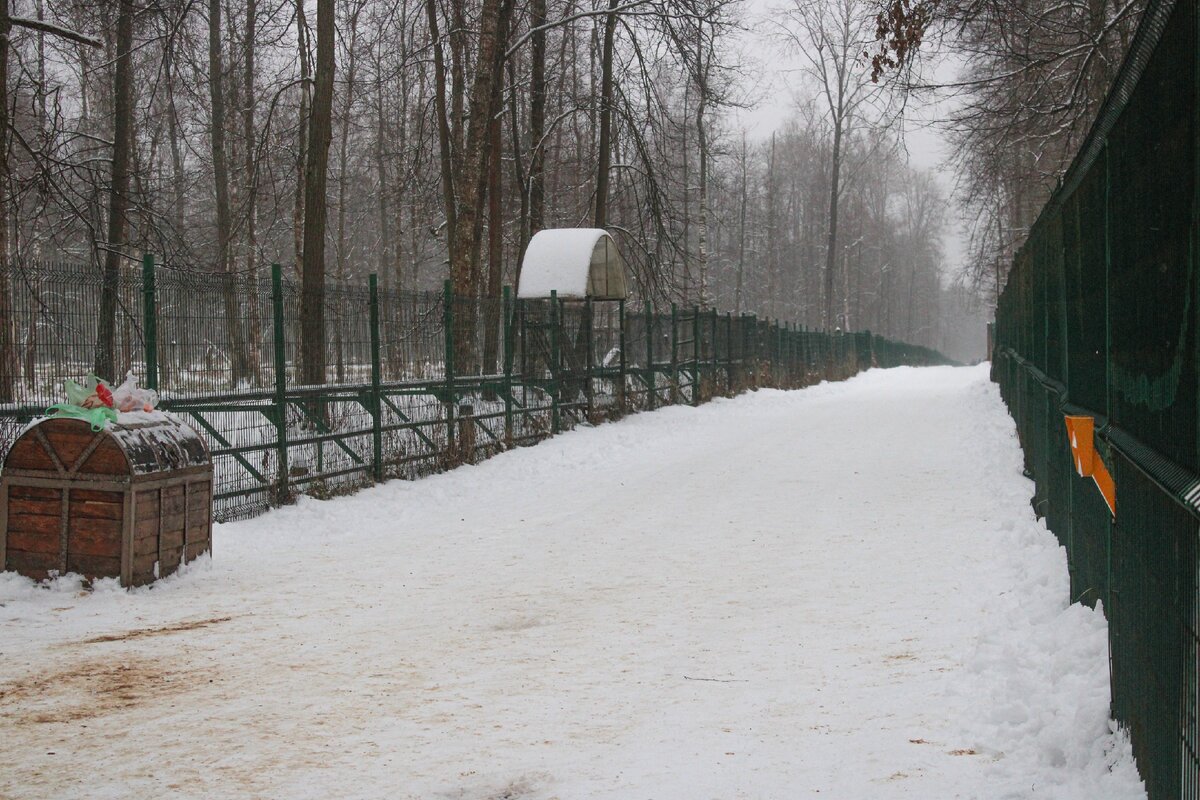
[992,0,1200,795]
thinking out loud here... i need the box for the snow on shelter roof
[517,228,629,300]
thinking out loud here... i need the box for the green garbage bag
[49,373,118,431]
[45,403,118,432]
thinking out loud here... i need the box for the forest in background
[0,0,1145,378]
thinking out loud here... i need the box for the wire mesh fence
[990,0,1197,796]
[0,258,950,525]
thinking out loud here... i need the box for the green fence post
[646,302,656,410]
[369,274,383,483]
[142,253,158,391]
[503,285,514,447]
[805,325,812,379]
[692,305,701,406]
[585,296,595,421]
[271,264,289,505]
[776,320,783,387]
[443,279,455,461]
[618,298,627,414]
[739,311,748,388]
[796,323,802,385]
[784,322,791,387]
[725,312,733,395]
[550,290,560,434]
[670,303,679,404]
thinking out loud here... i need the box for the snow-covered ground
[0,365,1145,799]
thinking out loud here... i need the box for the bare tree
[299,0,335,386]
[94,0,135,379]
[871,0,1144,300]
[782,0,889,328]
[209,0,252,385]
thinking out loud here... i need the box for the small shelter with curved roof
[517,228,629,300]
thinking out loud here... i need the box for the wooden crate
[0,415,213,587]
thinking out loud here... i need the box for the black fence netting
[991,0,1200,795]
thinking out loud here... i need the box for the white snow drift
[0,365,1144,799]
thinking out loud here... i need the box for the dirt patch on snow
[79,615,234,644]
[0,655,210,725]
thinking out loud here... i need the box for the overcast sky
[727,0,968,277]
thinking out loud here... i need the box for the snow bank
[0,365,1144,799]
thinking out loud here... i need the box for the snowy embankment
[0,365,1144,799]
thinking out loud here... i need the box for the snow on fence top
[517,228,629,300]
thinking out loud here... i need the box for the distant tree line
[873,0,1146,303]
[0,0,981,399]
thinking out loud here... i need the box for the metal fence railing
[991,0,1197,796]
[0,256,949,523]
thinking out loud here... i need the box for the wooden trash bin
[0,415,212,586]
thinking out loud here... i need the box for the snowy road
[0,366,1144,799]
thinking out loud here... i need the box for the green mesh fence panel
[992,0,1200,795]
[1111,455,1195,799]
[1065,165,1110,415]
[1107,2,1198,471]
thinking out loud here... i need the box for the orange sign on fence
[1064,415,1116,517]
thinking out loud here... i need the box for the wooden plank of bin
[58,484,69,574]
[161,486,186,515]
[183,481,189,566]
[44,427,100,472]
[6,511,60,535]
[156,485,164,580]
[66,553,122,578]
[7,434,58,473]
[9,497,61,517]
[77,438,129,476]
[160,545,184,575]
[71,489,123,519]
[6,529,60,554]
[120,489,135,587]
[68,516,122,557]
[159,523,184,551]
[187,485,210,512]
[7,549,59,572]
[133,552,158,584]
[0,480,7,572]
[10,485,60,501]
[206,479,214,560]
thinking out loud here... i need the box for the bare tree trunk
[766,132,777,319]
[593,0,618,228]
[334,4,362,384]
[695,95,710,308]
[425,0,456,242]
[529,0,547,240]
[482,105,503,374]
[209,0,251,386]
[165,30,186,241]
[824,116,843,330]
[735,131,747,315]
[0,0,14,401]
[244,0,261,380]
[373,46,391,289]
[445,0,512,297]
[299,0,334,387]
[95,0,135,380]
[335,12,358,287]
[293,0,311,278]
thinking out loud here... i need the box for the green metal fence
[991,0,1199,796]
[0,256,949,524]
